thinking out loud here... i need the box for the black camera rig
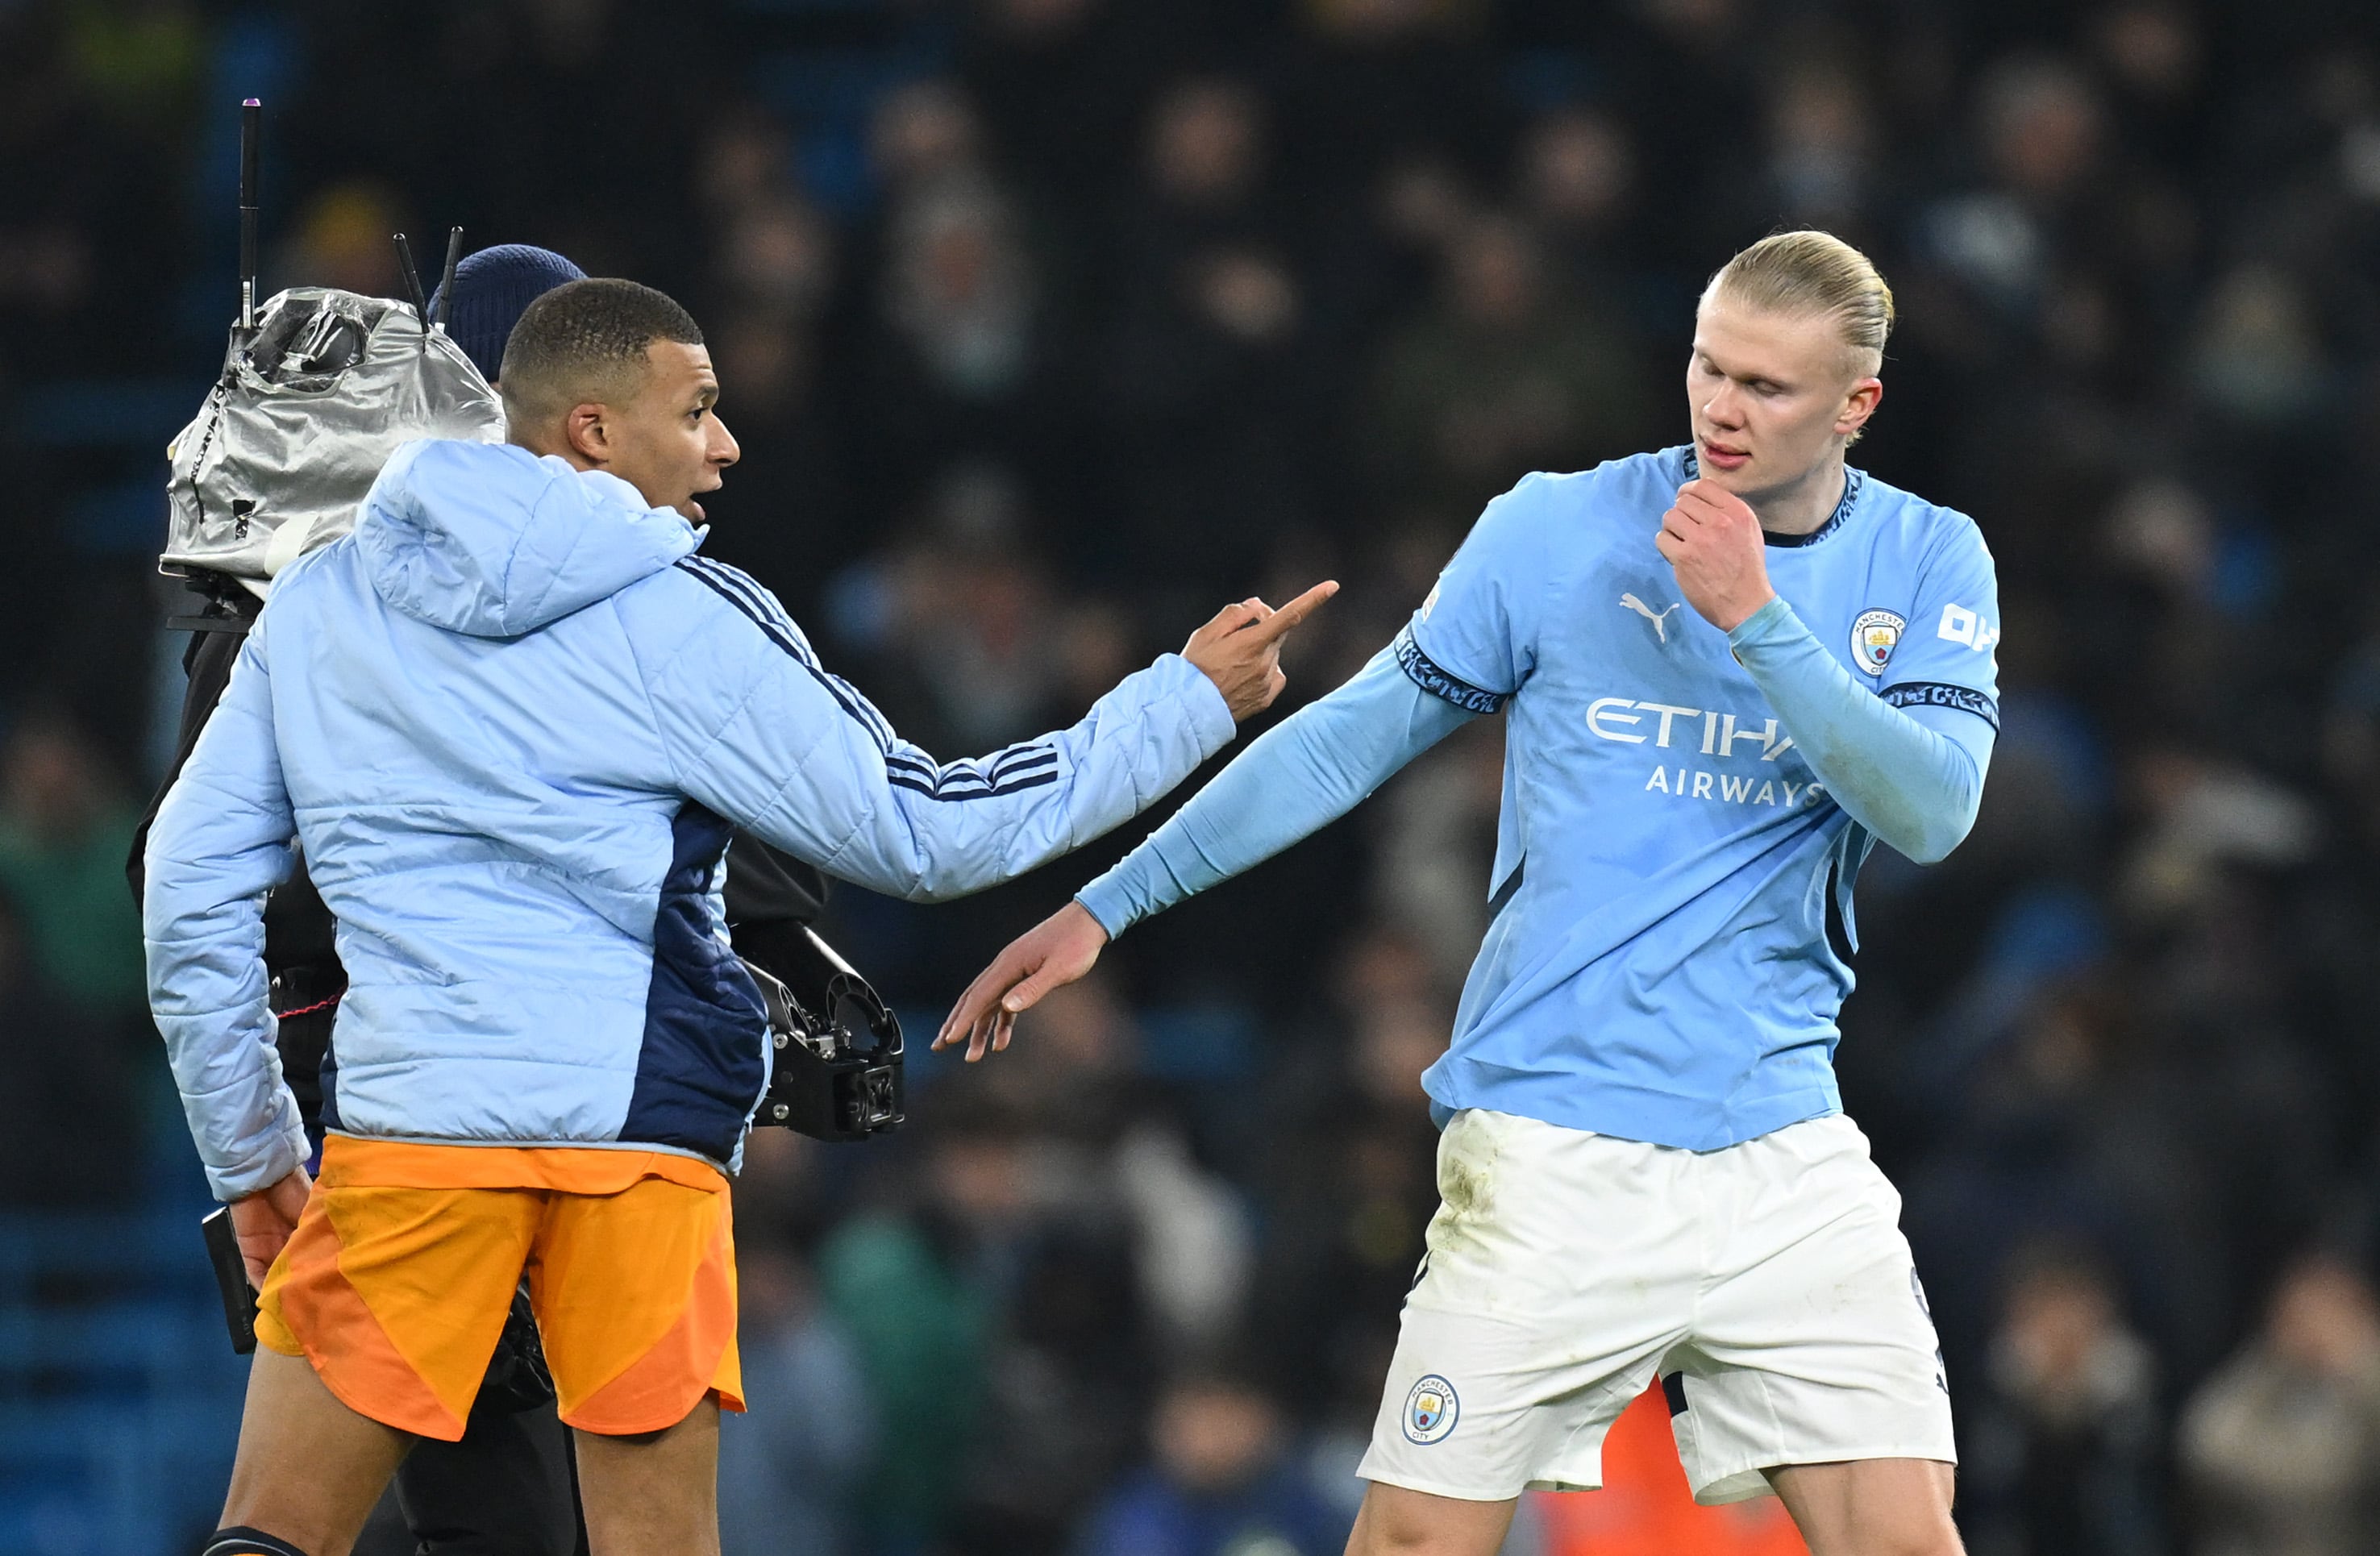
[742,926,905,1142]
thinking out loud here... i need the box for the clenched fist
[1656,479,1776,634]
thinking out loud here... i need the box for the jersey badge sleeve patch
[1850,609,1906,676]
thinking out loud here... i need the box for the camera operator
[148,275,1333,1556]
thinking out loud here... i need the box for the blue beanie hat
[429,243,588,383]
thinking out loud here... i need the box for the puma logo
[1620,593,1683,643]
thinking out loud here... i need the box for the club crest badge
[1404,1375,1459,1444]
[1850,609,1905,676]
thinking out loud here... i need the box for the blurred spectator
[886,180,1039,405]
[2091,3,2207,160]
[718,1245,874,1556]
[1921,56,2107,326]
[1517,106,1632,250]
[0,220,92,322]
[997,973,1254,1347]
[1097,76,1313,596]
[861,158,1065,490]
[2182,1254,2380,1556]
[1762,64,1879,236]
[2085,476,2273,753]
[1371,718,1504,989]
[1079,1371,1347,1556]
[826,464,1067,754]
[2118,751,2317,924]
[717,193,835,326]
[1516,106,1640,304]
[1277,0,1500,199]
[0,895,135,1208]
[872,78,991,202]
[959,0,1191,220]
[817,1117,1001,1550]
[1966,1242,2165,1556]
[1247,925,1449,1424]
[0,715,145,1017]
[1364,213,1650,518]
[277,179,406,297]
[2187,264,2329,435]
[693,106,856,585]
[56,0,206,132]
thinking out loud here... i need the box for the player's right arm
[935,649,1476,1058]
[937,474,1553,1059]
[632,558,1333,903]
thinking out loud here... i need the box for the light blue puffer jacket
[144,439,1235,1198]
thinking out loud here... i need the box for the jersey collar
[1676,446,1865,548]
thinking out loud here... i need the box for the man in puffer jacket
[148,277,1332,1556]
[135,240,601,1556]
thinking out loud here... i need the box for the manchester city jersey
[1400,446,2001,1150]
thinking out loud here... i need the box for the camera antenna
[237,98,260,335]
[392,231,430,335]
[433,226,463,332]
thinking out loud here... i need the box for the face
[1687,292,1879,501]
[567,340,740,521]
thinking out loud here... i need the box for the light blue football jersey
[1400,446,2000,1150]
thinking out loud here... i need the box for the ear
[1836,376,1883,439]
[561,402,612,468]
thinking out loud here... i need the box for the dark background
[6,1,2380,1552]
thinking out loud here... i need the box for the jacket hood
[352,440,700,638]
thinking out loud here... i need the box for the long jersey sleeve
[1725,597,1995,863]
[1076,644,1475,937]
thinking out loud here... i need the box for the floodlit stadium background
[6,1,2380,1551]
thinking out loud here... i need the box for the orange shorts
[255,1135,743,1441]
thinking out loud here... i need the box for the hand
[934,901,1109,1063]
[1656,479,1775,633]
[1180,581,1339,721]
[228,1166,313,1288]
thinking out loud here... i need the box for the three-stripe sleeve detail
[675,556,1060,801]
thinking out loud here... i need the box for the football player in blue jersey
[938,231,1995,1556]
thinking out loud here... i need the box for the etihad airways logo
[1589,694,1829,809]
[1587,697,1796,760]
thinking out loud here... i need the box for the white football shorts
[1358,1108,1955,1505]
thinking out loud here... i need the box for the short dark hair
[497,277,705,422]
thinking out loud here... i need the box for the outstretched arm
[935,641,1477,1059]
[1075,643,1476,935]
[647,560,1335,902]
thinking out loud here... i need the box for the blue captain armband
[1881,680,1999,732]
[1395,627,1509,715]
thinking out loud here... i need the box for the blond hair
[1704,230,1895,372]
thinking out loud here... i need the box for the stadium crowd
[6,0,2380,1551]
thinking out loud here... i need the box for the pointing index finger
[1247,580,1339,643]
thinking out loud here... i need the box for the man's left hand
[1657,479,1775,633]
